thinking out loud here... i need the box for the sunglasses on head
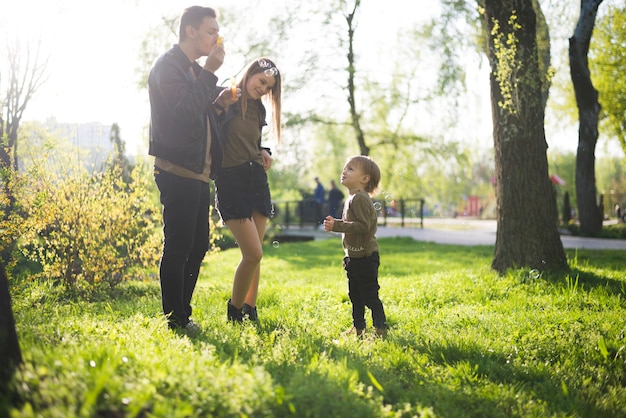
[258,58,279,77]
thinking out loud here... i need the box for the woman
[212,57,282,321]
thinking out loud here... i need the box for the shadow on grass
[568,268,626,296]
[384,334,610,417]
[539,266,626,298]
[187,319,510,417]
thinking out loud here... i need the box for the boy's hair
[179,6,217,41]
[348,155,380,194]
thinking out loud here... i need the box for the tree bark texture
[0,261,22,391]
[569,0,603,236]
[484,0,568,274]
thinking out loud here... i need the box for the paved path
[279,219,626,250]
[376,224,626,250]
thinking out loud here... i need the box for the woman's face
[245,72,276,100]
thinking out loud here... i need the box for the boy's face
[341,161,369,193]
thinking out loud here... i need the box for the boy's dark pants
[343,252,387,330]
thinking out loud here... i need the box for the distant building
[43,118,114,172]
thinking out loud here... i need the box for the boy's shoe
[343,326,365,338]
[242,303,258,321]
[375,327,387,339]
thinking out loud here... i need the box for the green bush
[1,131,226,293]
[13,161,162,290]
[601,222,626,239]
[565,222,626,239]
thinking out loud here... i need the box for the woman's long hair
[238,57,282,143]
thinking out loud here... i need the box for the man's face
[189,16,220,57]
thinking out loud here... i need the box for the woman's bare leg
[243,212,267,307]
[226,212,267,308]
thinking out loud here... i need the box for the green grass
[4,237,626,417]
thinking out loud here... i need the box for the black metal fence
[271,198,425,229]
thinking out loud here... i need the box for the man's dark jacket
[148,44,222,177]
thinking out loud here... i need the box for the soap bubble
[529,269,541,279]
[373,202,382,211]
[272,241,280,248]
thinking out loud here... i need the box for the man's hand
[204,43,225,73]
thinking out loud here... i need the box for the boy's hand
[323,216,334,232]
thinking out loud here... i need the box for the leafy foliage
[590,3,626,153]
[7,157,162,290]
[0,122,228,293]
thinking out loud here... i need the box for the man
[148,6,233,333]
[327,180,344,218]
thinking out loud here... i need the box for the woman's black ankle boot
[242,303,258,321]
[227,299,243,322]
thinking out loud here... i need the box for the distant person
[323,155,387,338]
[386,200,399,217]
[327,180,344,218]
[313,176,326,226]
[148,6,229,334]
[214,57,282,322]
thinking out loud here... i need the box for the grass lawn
[4,237,626,417]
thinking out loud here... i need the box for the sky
[2,0,622,158]
[2,0,165,155]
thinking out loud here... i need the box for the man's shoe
[242,303,258,321]
[183,319,201,336]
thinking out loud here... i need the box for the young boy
[323,155,387,338]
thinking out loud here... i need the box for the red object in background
[550,174,567,186]
[466,195,481,216]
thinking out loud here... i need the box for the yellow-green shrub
[15,161,162,289]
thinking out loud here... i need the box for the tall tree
[1,38,49,171]
[343,0,368,156]
[108,123,131,183]
[0,38,48,388]
[1,37,49,250]
[483,0,568,273]
[569,0,604,236]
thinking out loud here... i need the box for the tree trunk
[569,0,603,236]
[345,0,369,156]
[532,0,552,109]
[0,262,21,391]
[484,0,568,274]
